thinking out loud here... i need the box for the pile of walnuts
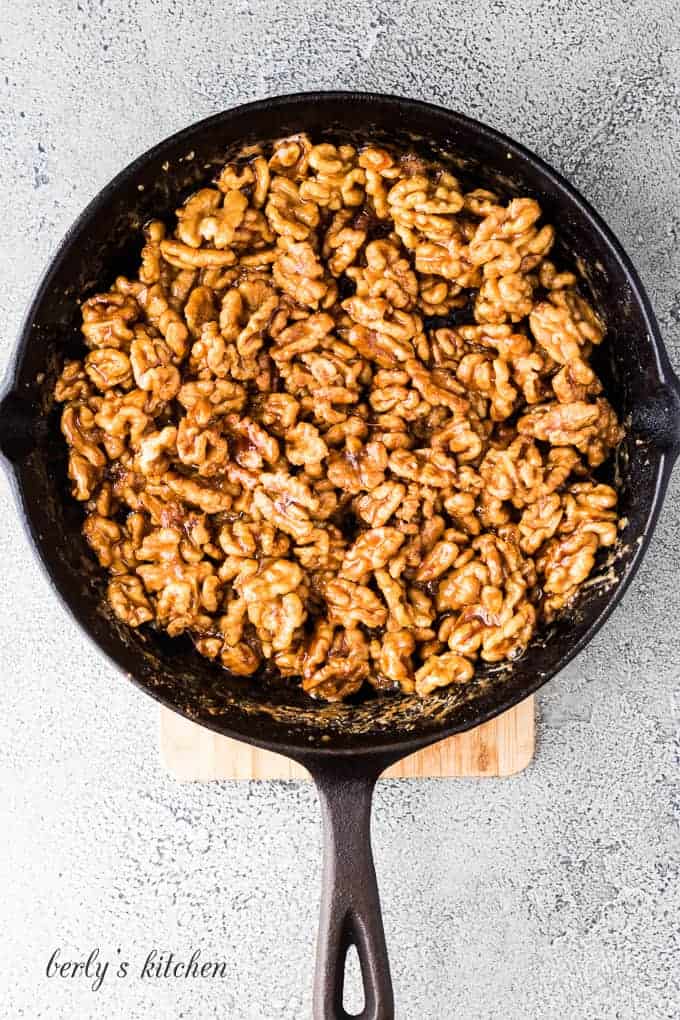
[55,134,623,700]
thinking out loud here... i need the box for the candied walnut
[388,448,457,488]
[184,286,217,338]
[108,574,154,627]
[299,143,363,209]
[303,625,370,701]
[418,275,464,316]
[235,559,307,654]
[94,389,150,447]
[530,289,603,361]
[286,422,328,469]
[54,361,92,402]
[480,438,580,508]
[117,277,190,360]
[160,471,232,513]
[475,273,534,324]
[323,209,367,276]
[81,290,139,349]
[253,471,319,542]
[347,240,418,310]
[343,295,421,345]
[56,134,623,702]
[354,480,406,527]
[84,348,132,390]
[61,402,105,468]
[177,378,246,426]
[388,172,464,246]
[266,177,319,240]
[538,261,577,291]
[136,425,177,477]
[456,352,517,420]
[272,311,334,362]
[340,527,405,583]
[405,357,468,414]
[414,652,474,697]
[538,530,599,598]
[469,198,554,277]
[327,438,388,495]
[560,481,618,546]
[260,392,300,433]
[159,238,237,270]
[414,235,481,288]
[175,188,248,249]
[359,146,400,219]
[415,534,461,582]
[324,578,387,628]
[374,570,434,634]
[374,630,416,693]
[269,133,312,178]
[517,398,623,466]
[176,419,228,476]
[552,360,601,403]
[220,642,261,675]
[273,241,331,308]
[130,332,181,400]
[518,494,564,554]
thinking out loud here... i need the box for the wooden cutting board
[159,695,534,780]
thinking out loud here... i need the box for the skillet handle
[309,762,394,1020]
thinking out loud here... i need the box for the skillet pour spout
[3,93,680,1019]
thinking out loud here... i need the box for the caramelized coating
[54,134,623,702]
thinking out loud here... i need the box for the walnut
[327,438,388,494]
[354,480,406,527]
[414,651,474,696]
[269,133,312,179]
[266,177,319,240]
[359,146,401,219]
[108,574,154,627]
[339,527,405,582]
[323,578,387,629]
[130,333,181,400]
[54,361,92,403]
[299,143,363,210]
[177,378,246,426]
[347,239,418,310]
[117,278,190,360]
[388,172,464,246]
[302,624,370,701]
[323,210,367,276]
[84,348,133,390]
[285,422,328,469]
[56,134,623,701]
[81,290,139,349]
[175,419,228,476]
[475,273,534,324]
[517,398,623,466]
[272,311,334,362]
[469,198,554,277]
[175,188,248,249]
[374,630,416,693]
[273,241,331,308]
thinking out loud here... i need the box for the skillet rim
[1,90,675,761]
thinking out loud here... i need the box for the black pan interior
[6,94,671,753]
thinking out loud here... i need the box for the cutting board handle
[309,760,395,1020]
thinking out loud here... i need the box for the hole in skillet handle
[0,388,36,466]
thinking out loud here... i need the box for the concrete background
[1,1,679,1017]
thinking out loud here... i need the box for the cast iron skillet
[1,92,679,1019]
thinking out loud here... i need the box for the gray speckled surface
[1,2,679,1018]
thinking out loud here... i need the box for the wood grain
[159,696,534,781]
